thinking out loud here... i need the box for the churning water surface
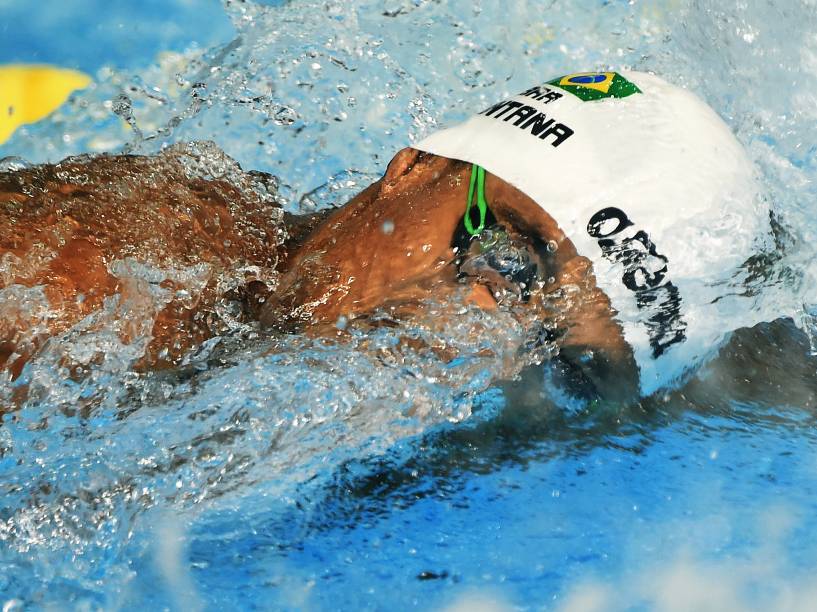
[2,0,817,610]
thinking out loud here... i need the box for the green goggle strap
[464,163,489,237]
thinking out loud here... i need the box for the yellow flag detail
[0,64,92,144]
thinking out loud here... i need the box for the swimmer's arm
[552,257,640,401]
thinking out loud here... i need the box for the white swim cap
[414,71,770,394]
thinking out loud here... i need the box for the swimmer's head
[414,71,769,393]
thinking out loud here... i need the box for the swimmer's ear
[382,147,421,191]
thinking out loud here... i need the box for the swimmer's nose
[380,147,451,197]
[383,147,421,187]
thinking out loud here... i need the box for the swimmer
[0,71,769,400]
[260,70,769,396]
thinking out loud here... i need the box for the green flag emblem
[547,72,641,102]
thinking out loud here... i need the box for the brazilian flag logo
[547,72,641,102]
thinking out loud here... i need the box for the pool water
[2,1,817,610]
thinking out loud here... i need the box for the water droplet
[547,240,558,253]
[273,106,297,125]
[421,243,432,253]
[381,220,395,235]
[3,598,24,612]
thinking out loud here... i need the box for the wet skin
[0,146,637,399]
[265,148,636,388]
[0,147,286,381]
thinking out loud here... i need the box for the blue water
[0,1,234,74]
[3,1,817,610]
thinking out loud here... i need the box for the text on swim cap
[587,206,687,357]
[479,84,574,148]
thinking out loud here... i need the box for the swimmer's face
[263,147,577,327]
